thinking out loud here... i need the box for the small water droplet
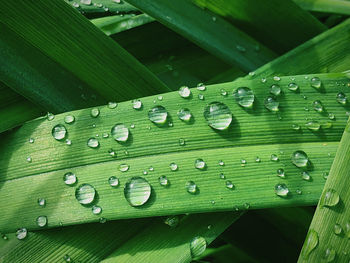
[87,138,99,148]
[108,176,119,187]
[16,228,27,240]
[179,138,186,146]
[302,171,311,181]
[288,83,299,92]
[108,102,118,109]
[124,177,151,206]
[119,163,129,172]
[164,216,179,227]
[218,160,224,166]
[334,223,342,235]
[320,188,339,208]
[236,45,246,52]
[38,198,46,207]
[301,229,319,259]
[291,150,309,167]
[197,83,206,91]
[149,166,154,172]
[219,173,225,179]
[65,139,72,146]
[264,96,279,112]
[296,189,302,195]
[64,172,77,185]
[328,113,335,120]
[170,162,178,171]
[233,87,255,108]
[52,124,67,141]
[323,248,336,262]
[29,138,34,143]
[203,102,232,130]
[132,99,142,110]
[92,205,102,215]
[226,180,234,189]
[179,86,191,98]
[75,184,96,205]
[273,76,281,81]
[198,94,204,100]
[255,157,261,162]
[36,216,47,227]
[305,121,321,131]
[270,84,281,96]
[310,77,322,89]
[313,100,324,112]
[72,2,80,7]
[336,92,347,105]
[99,217,107,223]
[90,108,100,118]
[148,106,168,124]
[177,108,192,122]
[186,181,198,194]
[26,156,32,163]
[270,154,279,162]
[190,236,207,257]
[195,159,206,170]
[292,123,301,131]
[277,168,285,178]
[63,254,71,262]
[159,176,170,186]
[243,203,250,209]
[47,112,55,121]
[323,172,329,180]
[220,89,227,96]
[261,78,267,83]
[111,123,129,142]
[157,95,163,101]
[130,124,135,129]
[274,183,289,197]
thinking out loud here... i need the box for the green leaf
[298,118,350,262]
[0,72,348,232]
[294,0,350,16]
[125,0,277,71]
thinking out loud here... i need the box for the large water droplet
[179,86,191,98]
[306,121,321,131]
[177,108,192,122]
[148,106,168,124]
[124,177,151,206]
[264,96,279,112]
[310,77,322,89]
[108,102,118,109]
[203,102,232,130]
[270,84,281,96]
[16,228,27,240]
[313,100,324,112]
[159,176,170,186]
[195,159,206,170]
[75,184,96,205]
[320,188,339,208]
[190,236,207,257]
[87,138,99,148]
[52,124,67,141]
[301,229,319,259]
[90,108,100,118]
[291,150,309,167]
[186,181,198,194]
[233,87,255,108]
[108,176,119,187]
[274,183,289,197]
[336,92,347,105]
[323,248,336,262]
[36,216,47,227]
[111,123,129,142]
[64,172,77,185]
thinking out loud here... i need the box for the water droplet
[288,83,299,92]
[190,236,207,257]
[274,183,289,197]
[179,86,191,98]
[306,121,321,131]
[277,168,285,178]
[198,94,204,100]
[186,181,198,194]
[219,173,225,179]
[92,205,102,215]
[226,180,234,189]
[90,108,100,118]
[26,156,32,163]
[320,188,339,208]
[124,177,151,206]
[99,217,107,224]
[170,162,178,171]
[52,124,67,141]
[38,198,46,207]
[322,121,333,129]
[72,2,80,7]
[149,166,154,172]
[334,223,342,235]
[63,254,71,262]
[302,171,311,181]
[16,228,27,240]
[323,248,336,262]
[328,113,335,120]
[220,89,227,96]
[164,216,179,227]
[195,159,206,170]
[310,77,322,89]
[234,87,255,108]
[47,112,55,121]
[270,154,279,162]
[273,76,281,81]
[80,0,92,5]
[142,170,148,175]
[159,176,170,186]
[87,138,99,148]
[65,139,72,146]
[29,138,34,143]
[36,216,47,227]
[197,83,206,91]
[75,184,96,205]
[291,150,309,167]
[261,78,267,83]
[218,160,224,166]
[236,45,246,52]
[270,84,281,96]
[119,163,129,172]
[132,99,142,109]
[323,172,329,180]
[108,176,119,187]
[64,172,77,185]
[108,102,118,109]
[264,96,279,112]
[248,71,255,76]
[336,92,347,105]
[292,124,301,131]
[2,234,8,240]
[177,108,192,122]
[179,138,186,146]
[203,102,232,130]
[313,100,324,112]
[148,106,168,124]
[243,203,250,209]
[111,123,129,142]
[158,95,163,101]
[255,157,261,162]
[296,189,302,195]
[301,229,319,259]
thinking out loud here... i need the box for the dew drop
[226,180,234,189]
[328,113,335,120]
[264,96,279,112]
[203,102,232,130]
[277,168,285,178]
[195,158,206,170]
[170,162,178,171]
[236,45,246,52]
[323,172,329,180]
[177,108,192,122]
[63,254,71,262]
[179,86,191,98]
[16,228,27,240]
[288,83,299,92]
[255,157,261,162]
[302,171,311,181]
[157,95,163,101]
[273,76,281,81]
[87,138,99,148]
[313,100,324,112]
[90,108,100,118]
[111,123,129,142]
[190,236,207,257]
[336,92,347,105]
[220,89,227,96]
[47,112,55,121]
[75,184,96,205]
[198,94,204,100]
[233,87,255,108]
[164,216,179,227]
[124,177,151,207]
[26,156,32,163]
[219,173,225,179]
[274,183,289,197]
[119,163,129,172]
[63,115,74,125]
[334,223,342,235]
[52,124,67,141]
[301,229,319,259]
[270,154,279,162]
[92,205,102,215]
[292,124,301,131]
[99,217,107,224]
[261,78,267,83]
[179,138,186,146]
[197,83,206,91]
[63,172,77,185]
[291,150,309,167]
[29,138,34,143]
[65,139,72,146]
[132,99,142,110]
[36,216,47,227]
[320,188,339,208]
[148,106,168,124]
[186,181,198,194]
[323,248,336,262]
[108,102,118,109]
[218,160,224,166]
[310,77,322,89]
[108,176,119,187]
[38,198,46,207]
[305,121,321,131]
[270,84,281,96]
[159,176,170,186]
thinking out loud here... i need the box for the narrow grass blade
[294,0,350,16]
[91,14,155,36]
[0,73,348,232]
[298,118,350,262]
[125,0,277,71]
[192,0,326,54]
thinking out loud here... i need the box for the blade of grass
[125,0,277,71]
[298,118,350,262]
[192,0,326,54]
[0,72,349,232]
[294,0,350,16]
